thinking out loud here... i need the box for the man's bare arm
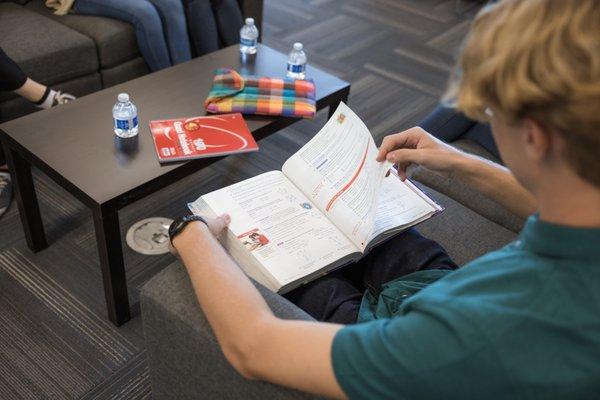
[377,127,536,218]
[173,219,347,399]
[453,153,537,218]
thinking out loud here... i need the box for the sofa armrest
[141,261,322,400]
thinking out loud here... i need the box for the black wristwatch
[169,215,208,246]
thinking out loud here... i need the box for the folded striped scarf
[204,68,316,118]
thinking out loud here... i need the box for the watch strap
[169,215,208,245]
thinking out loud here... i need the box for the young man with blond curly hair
[168,0,600,398]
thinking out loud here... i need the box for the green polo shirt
[332,215,600,399]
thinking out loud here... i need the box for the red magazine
[149,113,258,163]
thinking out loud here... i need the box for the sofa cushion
[25,0,140,69]
[100,57,149,88]
[0,3,98,100]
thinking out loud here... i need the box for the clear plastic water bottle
[239,17,259,55]
[286,42,307,80]
[113,93,139,138]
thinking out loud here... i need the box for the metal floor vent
[126,217,173,255]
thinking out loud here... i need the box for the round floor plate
[126,217,173,255]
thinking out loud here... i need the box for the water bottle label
[114,116,138,130]
[240,38,257,47]
[287,63,305,73]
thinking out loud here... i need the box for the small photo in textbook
[189,102,443,293]
[238,228,270,252]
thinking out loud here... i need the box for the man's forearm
[174,223,274,372]
[173,222,347,398]
[453,153,537,218]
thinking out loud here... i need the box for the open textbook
[189,102,442,293]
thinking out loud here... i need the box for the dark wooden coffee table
[0,44,350,326]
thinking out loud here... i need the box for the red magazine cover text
[149,113,258,163]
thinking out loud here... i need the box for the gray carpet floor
[0,0,481,398]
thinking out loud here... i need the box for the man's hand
[170,214,231,256]
[378,127,537,218]
[376,127,465,180]
[202,214,231,237]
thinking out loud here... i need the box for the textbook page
[282,102,392,251]
[369,174,440,241]
[195,171,358,287]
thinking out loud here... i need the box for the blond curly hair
[444,0,600,187]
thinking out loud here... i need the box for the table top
[0,44,349,209]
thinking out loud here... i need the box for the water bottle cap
[118,93,129,102]
[245,17,254,25]
[293,42,303,51]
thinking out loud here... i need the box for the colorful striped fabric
[204,68,316,118]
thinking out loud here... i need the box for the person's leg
[420,104,500,159]
[0,107,9,218]
[0,46,28,93]
[74,0,172,71]
[147,0,192,64]
[356,228,458,299]
[210,0,244,46]
[0,107,8,216]
[284,229,456,323]
[14,79,75,109]
[283,271,362,324]
[419,104,476,143]
[0,47,75,109]
[0,48,76,219]
[0,168,11,219]
[181,0,220,56]
[463,123,501,159]
[13,78,46,103]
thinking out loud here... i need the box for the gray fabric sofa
[0,0,264,123]
[141,128,524,399]
[141,182,519,400]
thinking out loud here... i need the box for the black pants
[181,0,243,57]
[284,229,457,324]
[0,46,27,164]
[419,104,500,159]
[0,46,27,92]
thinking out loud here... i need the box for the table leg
[93,207,130,326]
[328,88,350,119]
[3,144,47,252]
